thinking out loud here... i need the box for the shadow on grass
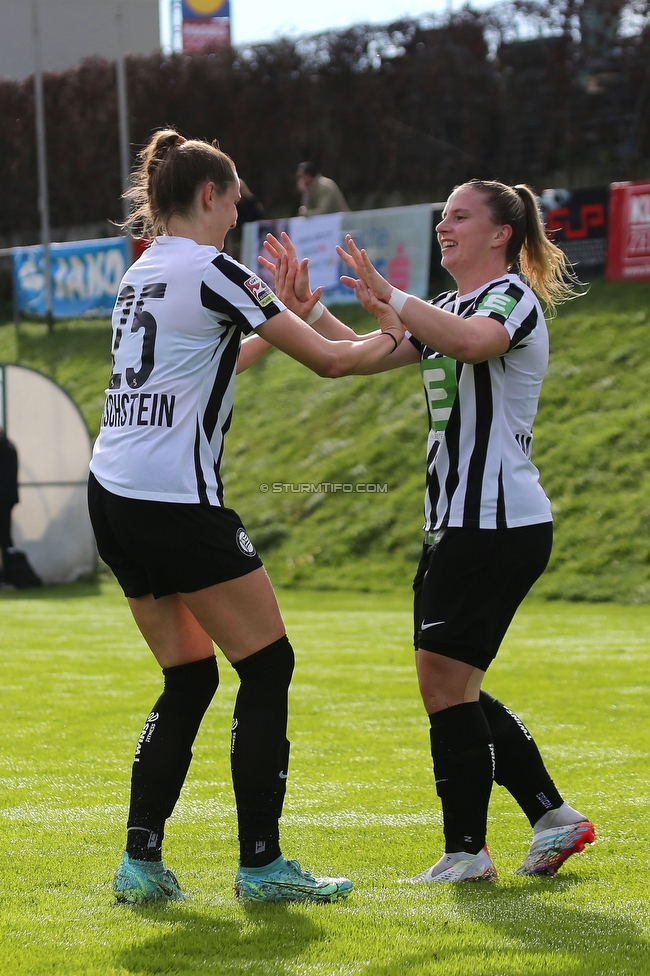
[115,902,324,975]
[364,874,649,976]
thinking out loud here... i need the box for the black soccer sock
[429,701,495,855]
[126,655,219,861]
[479,691,564,827]
[231,635,294,868]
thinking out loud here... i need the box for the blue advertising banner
[12,237,128,319]
[182,0,229,20]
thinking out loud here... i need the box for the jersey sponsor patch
[477,292,517,317]
[421,356,458,433]
[244,274,276,307]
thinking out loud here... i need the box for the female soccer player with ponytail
[88,129,404,904]
[265,180,595,882]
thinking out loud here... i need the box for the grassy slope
[1,277,650,601]
[0,581,648,975]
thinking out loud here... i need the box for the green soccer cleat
[234,856,353,903]
[113,851,186,904]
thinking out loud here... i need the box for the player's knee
[162,654,219,713]
[232,635,295,689]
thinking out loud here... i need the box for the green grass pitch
[0,579,649,975]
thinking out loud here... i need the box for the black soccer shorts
[412,522,553,671]
[88,472,263,599]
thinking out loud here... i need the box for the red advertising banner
[182,18,230,51]
[606,181,650,282]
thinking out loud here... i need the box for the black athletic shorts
[412,522,553,671]
[88,472,264,599]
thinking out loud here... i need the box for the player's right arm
[259,231,419,374]
[259,232,369,342]
[256,307,404,378]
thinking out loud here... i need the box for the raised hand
[351,278,405,343]
[336,235,393,303]
[259,232,313,303]
[275,252,323,319]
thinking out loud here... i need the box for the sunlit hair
[456,179,583,312]
[123,128,237,236]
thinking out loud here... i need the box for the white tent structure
[0,364,96,584]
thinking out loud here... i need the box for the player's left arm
[339,236,512,364]
[401,300,510,364]
[236,334,274,373]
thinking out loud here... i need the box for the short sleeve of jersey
[200,254,286,335]
[471,279,540,350]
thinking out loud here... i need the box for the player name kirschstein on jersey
[408,273,553,531]
[90,236,285,505]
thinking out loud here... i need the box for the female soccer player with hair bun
[265,179,595,883]
[88,128,405,905]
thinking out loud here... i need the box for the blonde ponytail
[459,179,583,314]
[514,184,582,312]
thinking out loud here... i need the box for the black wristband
[382,331,399,351]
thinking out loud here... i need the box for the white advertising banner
[287,213,343,291]
[241,204,433,304]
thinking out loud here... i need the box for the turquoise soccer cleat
[234,855,353,903]
[113,851,186,904]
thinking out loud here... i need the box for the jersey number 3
[109,282,167,390]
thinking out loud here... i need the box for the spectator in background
[225,178,265,262]
[0,426,19,578]
[236,179,264,226]
[296,162,350,217]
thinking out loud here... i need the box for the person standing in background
[297,162,350,216]
[0,427,19,579]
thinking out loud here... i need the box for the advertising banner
[540,187,609,273]
[12,237,128,319]
[242,204,433,304]
[182,0,230,18]
[182,0,230,50]
[606,181,650,282]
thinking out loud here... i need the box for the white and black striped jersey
[409,273,552,531]
[90,235,285,505]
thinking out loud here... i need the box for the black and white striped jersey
[90,235,284,505]
[409,273,552,531]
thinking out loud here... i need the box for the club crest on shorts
[244,274,275,307]
[236,527,256,556]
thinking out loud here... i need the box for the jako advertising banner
[12,237,128,319]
